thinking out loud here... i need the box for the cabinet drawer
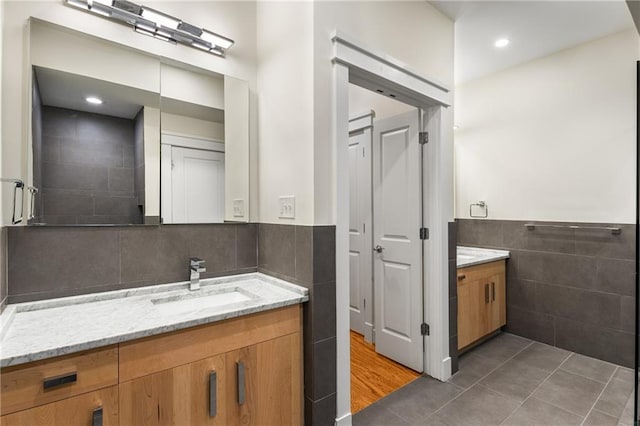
[1,385,118,426]
[1,346,118,415]
[119,305,301,382]
[457,260,505,284]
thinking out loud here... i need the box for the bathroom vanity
[456,247,510,350]
[0,274,307,426]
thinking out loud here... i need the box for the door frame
[332,31,454,425]
[348,111,375,342]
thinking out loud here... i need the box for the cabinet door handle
[209,371,217,417]
[43,372,77,390]
[92,407,103,426]
[457,274,466,281]
[485,284,489,304]
[237,361,245,405]
[492,282,495,301]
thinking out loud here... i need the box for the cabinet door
[1,385,118,426]
[489,271,506,331]
[119,354,226,426]
[457,276,491,349]
[226,333,302,426]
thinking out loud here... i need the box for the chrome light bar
[65,0,234,57]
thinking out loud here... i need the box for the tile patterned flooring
[353,333,635,426]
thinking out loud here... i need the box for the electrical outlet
[278,196,295,219]
[233,199,244,218]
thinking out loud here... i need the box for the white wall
[256,1,314,225]
[2,0,258,224]
[455,30,639,224]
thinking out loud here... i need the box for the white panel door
[171,146,225,223]
[348,127,373,339]
[373,109,423,372]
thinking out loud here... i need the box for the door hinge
[419,131,429,145]
[421,323,430,336]
[420,227,429,240]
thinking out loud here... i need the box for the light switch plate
[233,199,245,218]
[278,196,295,219]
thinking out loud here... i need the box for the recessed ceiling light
[86,96,103,105]
[495,38,510,48]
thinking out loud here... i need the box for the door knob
[373,245,384,253]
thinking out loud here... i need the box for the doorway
[348,84,426,413]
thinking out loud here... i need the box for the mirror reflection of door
[161,135,225,224]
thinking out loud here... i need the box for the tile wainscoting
[258,224,337,426]
[456,219,635,368]
[7,223,257,303]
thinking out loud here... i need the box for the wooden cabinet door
[457,276,491,349]
[226,333,302,426]
[489,271,506,331]
[119,354,226,426]
[1,385,118,426]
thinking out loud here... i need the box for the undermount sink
[151,287,256,313]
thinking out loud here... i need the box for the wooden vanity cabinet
[457,260,506,350]
[1,305,303,426]
[117,305,302,426]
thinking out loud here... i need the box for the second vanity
[0,273,308,426]
[456,246,510,351]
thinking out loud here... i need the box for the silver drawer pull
[237,361,245,405]
[92,407,103,426]
[209,371,217,417]
[43,372,77,390]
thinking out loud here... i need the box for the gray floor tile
[448,352,503,389]
[593,370,634,418]
[616,391,634,426]
[480,359,551,401]
[583,410,618,426]
[379,377,463,423]
[501,397,583,426]
[532,370,605,417]
[560,353,616,384]
[352,403,411,426]
[470,333,532,363]
[432,384,520,425]
[512,342,571,372]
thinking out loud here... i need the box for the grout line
[498,348,574,425]
[430,338,535,419]
[580,367,618,426]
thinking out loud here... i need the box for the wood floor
[350,331,421,414]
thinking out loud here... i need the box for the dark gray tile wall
[456,219,635,368]
[257,224,336,426]
[39,106,142,225]
[7,223,257,303]
[448,221,458,374]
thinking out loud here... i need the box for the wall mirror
[27,19,250,226]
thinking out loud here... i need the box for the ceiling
[35,66,159,119]
[430,1,635,84]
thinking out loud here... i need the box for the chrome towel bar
[524,223,621,235]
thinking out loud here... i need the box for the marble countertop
[0,273,308,368]
[457,246,510,268]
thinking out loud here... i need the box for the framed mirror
[27,19,250,225]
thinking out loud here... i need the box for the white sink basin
[151,288,254,314]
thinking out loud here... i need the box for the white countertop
[0,273,308,368]
[457,246,510,268]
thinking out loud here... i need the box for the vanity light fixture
[85,96,103,105]
[494,38,510,48]
[65,0,234,57]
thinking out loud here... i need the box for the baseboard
[364,322,374,343]
[335,412,353,426]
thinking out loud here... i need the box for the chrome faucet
[189,257,206,291]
